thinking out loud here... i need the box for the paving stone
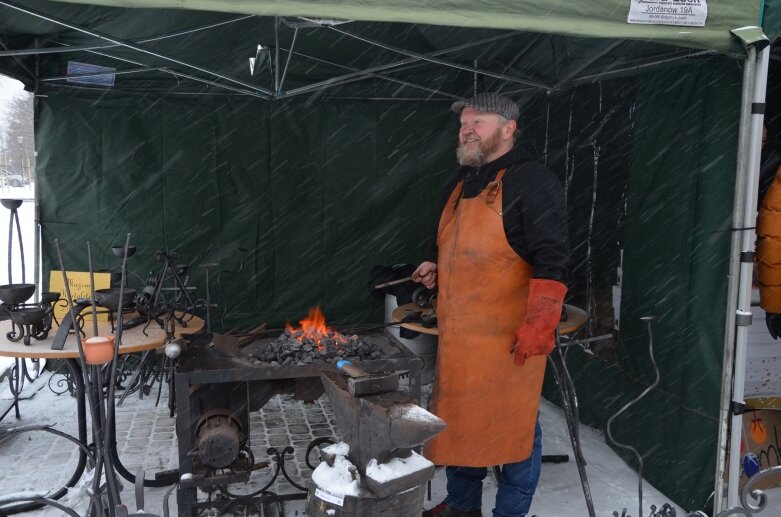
[267,433,291,446]
[129,427,152,437]
[264,418,285,428]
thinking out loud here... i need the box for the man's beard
[456,128,504,167]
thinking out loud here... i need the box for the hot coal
[249,331,384,366]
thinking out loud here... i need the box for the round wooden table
[0,316,202,359]
[391,303,588,336]
[0,314,203,512]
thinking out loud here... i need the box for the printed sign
[49,271,112,322]
[628,0,708,27]
[315,488,344,507]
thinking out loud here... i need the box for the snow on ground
[5,373,778,517]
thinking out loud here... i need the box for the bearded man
[413,93,570,517]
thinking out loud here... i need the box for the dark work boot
[422,501,482,516]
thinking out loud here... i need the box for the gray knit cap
[450,92,519,121]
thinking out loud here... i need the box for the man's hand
[767,312,781,340]
[412,261,437,290]
[511,279,567,366]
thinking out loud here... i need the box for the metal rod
[54,239,115,508]
[555,39,624,86]
[606,317,660,517]
[473,59,478,94]
[284,31,523,97]
[94,364,122,509]
[14,207,24,283]
[33,193,39,303]
[278,27,298,94]
[0,0,272,96]
[274,17,280,93]
[715,45,756,513]
[724,44,767,511]
[0,15,255,57]
[373,276,413,289]
[303,19,550,89]
[41,67,156,82]
[86,241,99,338]
[7,206,13,283]
[280,51,460,99]
[486,34,544,92]
[103,233,131,496]
[71,44,261,97]
[567,50,719,85]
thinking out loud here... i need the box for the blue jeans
[444,419,542,517]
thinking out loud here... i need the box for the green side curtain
[544,56,741,510]
[36,95,454,326]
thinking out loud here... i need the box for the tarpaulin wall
[542,56,741,510]
[33,53,741,509]
[36,97,453,325]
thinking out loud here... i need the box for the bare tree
[1,92,34,182]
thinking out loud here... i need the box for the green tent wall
[0,0,771,511]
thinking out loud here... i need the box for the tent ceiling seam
[0,14,255,58]
[0,0,271,97]
[300,17,553,90]
[283,31,522,97]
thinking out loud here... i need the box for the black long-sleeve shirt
[430,146,570,284]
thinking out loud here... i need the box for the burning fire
[285,306,347,348]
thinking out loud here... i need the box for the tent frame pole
[715,43,769,512]
[280,48,461,99]
[0,14,255,57]
[300,18,551,89]
[283,31,525,97]
[0,0,272,97]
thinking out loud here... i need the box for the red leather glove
[513,279,568,366]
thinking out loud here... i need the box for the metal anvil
[319,372,446,498]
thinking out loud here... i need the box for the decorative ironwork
[190,437,334,516]
[47,362,77,396]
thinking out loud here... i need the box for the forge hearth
[249,331,384,365]
[174,330,423,517]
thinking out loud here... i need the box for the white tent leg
[715,43,769,513]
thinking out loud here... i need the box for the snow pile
[365,451,433,483]
[389,403,442,424]
[321,442,350,456]
[311,442,361,497]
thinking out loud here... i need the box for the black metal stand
[0,359,90,514]
[174,353,422,517]
[548,331,596,517]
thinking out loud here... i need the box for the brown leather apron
[424,169,546,467]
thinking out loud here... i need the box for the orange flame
[285,306,346,349]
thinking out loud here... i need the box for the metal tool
[337,359,400,396]
[373,275,413,289]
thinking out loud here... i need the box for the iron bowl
[111,245,137,258]
[0,199,23,211]
[0,283,36,305]
[39,291,61,304]
[94,288,137,310]
[9,307,46,326]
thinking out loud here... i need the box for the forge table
[174,333,423,517]
[0,316,203,515]
[391,302,588,336]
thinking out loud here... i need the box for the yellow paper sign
[49,271,112,322]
